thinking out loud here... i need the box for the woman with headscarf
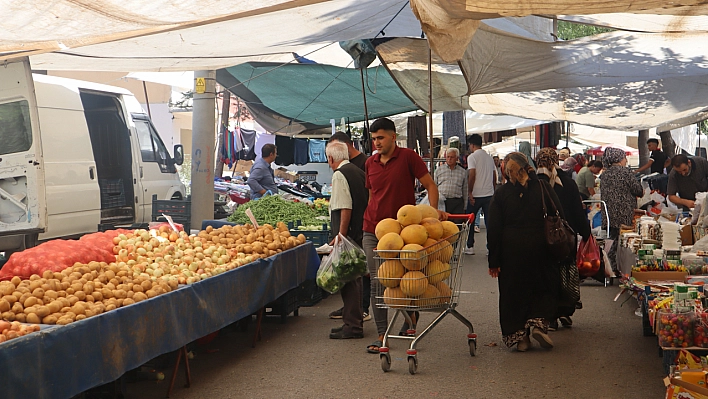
[487,152,564,352]
[560,156,578,180]
[600,147,643,276]
[518,141,536,170]
[536,148,591,329]
[573,154,587,174]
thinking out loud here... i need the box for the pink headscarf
[561,156,577,173]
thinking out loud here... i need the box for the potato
[23,296,39,308]
[10,276,21,287]
[101,288,113,299]
[43,290,58,301]
[47,301,62,314]
[126,291,134,299]
[133,292,148,302]
[74,290,86,301]
[115,299,124,307]
[141,280,152,291]
[60,297,71,308]
[0,283,14,296]
[105,304,116,311]
[122,298,135,306]
[145,289,157,299]
[31,288,45,300]
[11,302,23,314]
[85,294,94,303]
[83,282,94,293]
[71,303,85,315]
[113,290,126,299]
[70,282,83,293]
[12,291,23,301]
[1,311,15,321]
[26,313,41,324]
[92,291,103,301]
[56,318,71,325]
[60,307,71,314]
[35,306,50,318]
[14,313,26,323]
[84,309,95,318]
[66,295,79,306]
[42,315,57,325]
[2,294,17,305]
[65,287,75,295]
[75,314,86,321]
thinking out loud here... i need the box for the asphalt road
[124,234,666,399]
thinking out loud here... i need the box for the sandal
[367,340,383,354]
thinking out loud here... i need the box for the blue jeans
[466,196,492,248]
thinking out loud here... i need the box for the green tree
[557,21,614,40]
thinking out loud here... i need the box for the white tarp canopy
[558,14,708,33]
[376,22,708,131]
[407,0,708,62]
[390,110,544,137]
[13,0,422,71]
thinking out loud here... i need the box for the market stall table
[0,243,319,399]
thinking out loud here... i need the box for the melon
[400,244,428,271]
[378,260,405,288]
[400,271,428,297]
[400,224,429,245]
[420,218,444,240]
[418,284,441,307]
[422,238,439,255]
[436,240,454,263]
[440,221,460,243]
[433,281,452,304]
[397,205,422,226]
[375,218,402,240]
[377,232,404,258]
[425,260,451,284]
[383,287,411,308]
[416,203,439,220]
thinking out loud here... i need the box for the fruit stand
[0,222,319,398]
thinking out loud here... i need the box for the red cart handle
[446,213,475,223]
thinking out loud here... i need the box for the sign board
[195,77,206,94]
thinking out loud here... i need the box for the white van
[0,58,185,252]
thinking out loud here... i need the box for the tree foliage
[557,21,614,41]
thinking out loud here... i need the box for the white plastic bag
[420,192,446,211]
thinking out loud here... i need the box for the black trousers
[444,197,465,214]
[341,277,363,334]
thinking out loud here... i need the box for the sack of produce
[576,235,601,277]
[0,239,116,280]
[315,234,367,294]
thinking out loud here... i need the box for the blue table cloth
[0,243,319,399]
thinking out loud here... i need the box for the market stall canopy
[407,0,708,62]
[18,0,422,71]
[390,111,544,137]
[375,24,708,131]
[216,63,417,134]
[586,144,638,156]
[558,14,708,33]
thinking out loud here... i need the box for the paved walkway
[126,234,666,399]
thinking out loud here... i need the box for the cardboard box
[666,377,708,399]
[632,271,688,282]
[274,167,297,182]
[682,225,695,246]
[234,160,253,174]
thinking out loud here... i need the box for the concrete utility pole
[191,71,216,230]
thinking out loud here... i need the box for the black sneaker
[559,316,573,327]
[328,308,343,319]
[329,330,364,339]
[331,325,344,333]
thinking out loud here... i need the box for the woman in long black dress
[536,148,591,329]
[488,152,564,352]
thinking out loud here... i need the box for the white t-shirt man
[467,149,495,198]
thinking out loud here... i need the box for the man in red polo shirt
[363,117,445,354]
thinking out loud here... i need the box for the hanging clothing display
[237,128,257,160]
[254,131,276,160]
[275,135,295,166]
[308,139,327,163]
[442,111,465,145]
[406,115,428,156]
[220,125,237,168]
[294,138,309,165]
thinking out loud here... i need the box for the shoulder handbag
[539,180,576,262]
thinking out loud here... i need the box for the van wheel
[23,233,39,250]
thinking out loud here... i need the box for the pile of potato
[0,222,309,329]
[0,261,177,326]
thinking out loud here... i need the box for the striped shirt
[434,164,468,205]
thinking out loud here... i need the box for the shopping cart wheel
[408,356,418,375]
[469,339,477,357]
[380,353,391,372]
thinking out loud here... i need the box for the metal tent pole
[428,45,434,173]
[190,71,216,231]
[359,68,371,154]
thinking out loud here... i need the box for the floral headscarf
[561,156,577,173]
[504,152,534,186]
[603,147,627,168]
[536,148,562,187]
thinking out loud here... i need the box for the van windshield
[0,100,32,156]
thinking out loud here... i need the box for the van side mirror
[174,144,184,165]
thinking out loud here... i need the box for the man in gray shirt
[576,160,603,199]
[667,154,708,210]
[247,144,279,199]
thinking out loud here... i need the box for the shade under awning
[217,63,418,134]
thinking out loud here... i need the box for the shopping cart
[373,214,476,374]
[583,199,613,286]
